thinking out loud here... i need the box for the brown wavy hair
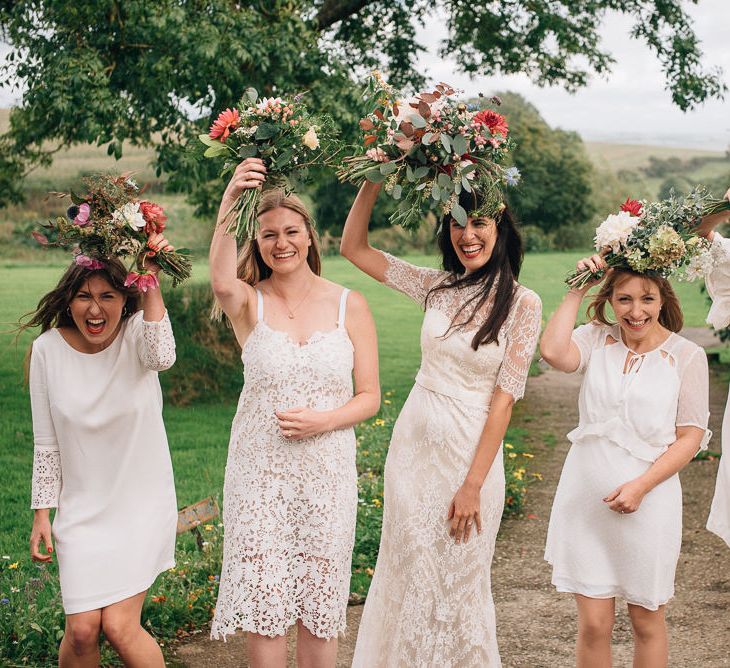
[211,189,321,321]
[586,269,684,332]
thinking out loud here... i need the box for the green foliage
[0,1,725,207]
[492,92,596,234]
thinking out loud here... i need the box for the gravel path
[168,328,730,667]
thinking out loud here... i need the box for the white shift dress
[545,322,710,610]
[705,231,730,546]
[29,311,178,614]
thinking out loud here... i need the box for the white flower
[594,210,640,253]
[256,96,285,110]
[681,248,714,282]
[112,202,146,231]
[302,127,319,150]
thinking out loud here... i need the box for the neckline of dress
[249,319,349,350]
[53,321,126,357]
[614,324,674,356]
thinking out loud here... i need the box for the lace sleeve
[133,310,176,371]
[382,251,445,307]
[676,346,711,452]
[29,341,62,509]
[496,289,542,402]
[705,232,730,329]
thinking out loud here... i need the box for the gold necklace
[270,277,316,319]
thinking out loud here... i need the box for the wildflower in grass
[366,568,374,577]
[2,555,9,560]
[532,473,544,480]
[508,452,517,459]
[374,418,385,427]
[522,453,534,458]
[504,443,514,449]
[373,498,382,508]
[204,524,214,532]
[384,399,392,405]
[0,598,9,605]
[8,562,18,569]
[151,595,167,603]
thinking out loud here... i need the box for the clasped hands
[276,407,332,442]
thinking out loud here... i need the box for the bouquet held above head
[34,174,192,291]
[567,188,730,290]
[338,70,520,229]
[200,88,338,240]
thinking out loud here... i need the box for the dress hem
[62,558,175,615]
[210,617,346,642]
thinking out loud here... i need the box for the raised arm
[209,158,262,320]
[540,254,606,373]
[696,186,730,240]
[340,181,389,282]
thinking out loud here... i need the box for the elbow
[211,278,235,301]
[340,237,354,260]
[539,338,561,367]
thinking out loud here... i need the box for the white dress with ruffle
[352,253,542,668]
[211,288,357,640]
[545,322,710,610]
[29,312,178,614]
[705,231,730,546]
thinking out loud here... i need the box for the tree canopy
[0,0,725,206]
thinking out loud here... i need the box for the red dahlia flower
[620,197,643,217]
[209,108,240,142]
[139,200,168,234]
[473,110,509,137]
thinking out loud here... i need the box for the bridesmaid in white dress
[541,258,710,668]
[208,158,380,668]
[696,187,730,546]
[342,181,542,667]
[26,237,177,667]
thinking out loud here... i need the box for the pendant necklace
[271,277,316,319]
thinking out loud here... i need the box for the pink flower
[139,200,168,235]
[124,271,160,292]
[74,254,105,270]
[473,110,509,137]
[74,203,91,226]
[209,108,240,142]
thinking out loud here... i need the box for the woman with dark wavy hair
[23,239,177,667]
[342,179,541,666]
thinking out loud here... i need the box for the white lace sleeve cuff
[140,310,176,371]
[31,448,62,509]
[705,232,730,329]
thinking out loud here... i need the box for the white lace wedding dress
[211,288,357,640]
[352,253,541,668]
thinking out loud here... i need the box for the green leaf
[422,132,434,145]
[440,134,452,153]
[461,162,477,175]
[30,622,43,634]
[451,202,467,225]
[237,145,258,159]
[406,164,415,182]
[274,148,293,169]
[70,191,86,205]
[452,134,468,156]
[204,143,230,158]
[255,123,277,140]
[243,87,258,104]
[440,186,451,202]
[462,177,473,193]
[413,166,429,179]
[380,161,397,175]
[415,182,427,191]
[365,169,386,184]
[431,183,441,201]
[437,173,451,188]
[410,113,426,129]
[198,134,219,147]
[392,184,402,199]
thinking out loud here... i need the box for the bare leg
[628,603,668,668]
[575,595,615,668]
[247,631,288,668]
[296,620,338,668]
[58,609,102,667]
[100,591,164,667]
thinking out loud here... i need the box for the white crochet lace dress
[705,231,730,546]
[352,253,542,668]
[211,288,357,640]
[545,323,710,609]
[29,311,177,614]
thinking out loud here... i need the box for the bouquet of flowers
[199,88,338,240]
[337,71,520,230]
[34,174,192,290]
[566,187,730,290]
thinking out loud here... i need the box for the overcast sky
[2,1,728,150]
[415,0,729,150]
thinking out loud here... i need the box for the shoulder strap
[256,289,264,321]
[338,288,350,329]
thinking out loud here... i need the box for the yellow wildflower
[522,453,534,459]
[532,473,544,481]
[374,418,385,427]
[513,470,524,480]
[8,563,18,570]
[384,399,392,405]
[204,524,213,531]
[366,567,375,577]
[373,498,382,508]
[504,443,514,449]
[508,452,517,459]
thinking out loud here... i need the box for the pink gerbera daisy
[209,108,241,142]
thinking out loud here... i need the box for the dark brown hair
[586,269,684,332]
[211,189,321,320]
[427,189,524,350]
[19,257,141,335]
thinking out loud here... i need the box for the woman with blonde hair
[209,157,380,667]
[541,259,710,668]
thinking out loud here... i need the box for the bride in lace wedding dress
[208,158,380,667]
[342,182,541,667]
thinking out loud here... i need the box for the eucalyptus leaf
[415,182,427,191]
[431,183,441,201]
[413,166,429,179]
[451,202,468,226]
[365,169,386,184]
[440,134,452,153]
[461,162,477,175]
[392,184,402,200]
[410,113,426,129]
[452,134,468,156]
[380,161,397,175]
[244,87,258,104]
[437,173,451,188]
[462,177,473,192]
[406,164,415,182]
[422,132,434,145]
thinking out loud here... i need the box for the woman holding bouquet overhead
[697,186,730,546]
[541,230,711,666]
[209,158,380,667]
[342,179,541,667]
[26,242,177,667]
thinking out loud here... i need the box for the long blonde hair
[211,189,322,321]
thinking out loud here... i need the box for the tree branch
[315,0,379,30]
